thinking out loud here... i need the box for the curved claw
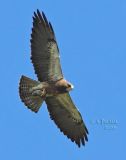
[31,88,46,97]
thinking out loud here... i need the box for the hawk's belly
[30,81,68,98]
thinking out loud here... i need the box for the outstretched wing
[45,93,89,147]
[31,10,63,82]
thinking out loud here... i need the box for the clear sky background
[0,0,125,159]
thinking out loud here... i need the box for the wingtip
[85,134,88,142]
[75,139,81,148]
[81,137,85,146]
[37,9,39,13]
[37,9,41,16]
[33,11,38,19]
[42,11,48,23]
[42,11,45,17]
[49,21,54,34]
[85,126,89,134]
[33,9,42,19]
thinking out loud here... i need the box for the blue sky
[0,0,125,159]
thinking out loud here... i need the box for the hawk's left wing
[45,93,88,147]
[31,10,63,82]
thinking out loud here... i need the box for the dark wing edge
[45,93,89,147]
[31,9,63,82]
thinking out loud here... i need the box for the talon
[31,88,46,97]
[40,88,46,97]
[31,90,42,96]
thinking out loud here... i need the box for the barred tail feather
[19,75,43,113]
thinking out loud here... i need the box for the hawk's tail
[19,75,44,113]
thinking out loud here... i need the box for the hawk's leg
[31,83,44,91]
[31,88,46,97]
[29,83,46,97]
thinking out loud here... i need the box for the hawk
[19,10,88,147]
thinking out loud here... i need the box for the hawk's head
[56,79,74,93]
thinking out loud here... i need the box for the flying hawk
[19,10,88,147]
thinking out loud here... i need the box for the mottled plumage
[19,10,88,147]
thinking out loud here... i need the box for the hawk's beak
[71,84,74,89]
[66,84,74,92]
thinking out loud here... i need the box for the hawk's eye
[67,84,71,88]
